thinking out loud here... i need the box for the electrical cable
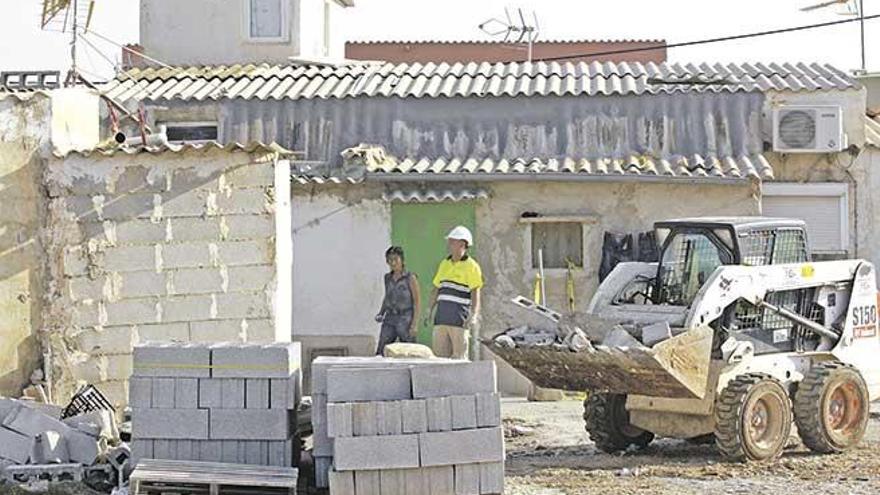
[533,13,880,62]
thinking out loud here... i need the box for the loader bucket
[485,326,714,399]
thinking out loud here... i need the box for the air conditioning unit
[772,105,845,153]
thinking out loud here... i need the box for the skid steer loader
[488,217,880,461]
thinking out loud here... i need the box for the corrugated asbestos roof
[101,61,857,102]
[55,141,294,158]
[383,187,491,202]
[866,116,880,148]
[346,39,667,45]
[344,146,773,182]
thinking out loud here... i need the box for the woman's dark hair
[385,246,405,261]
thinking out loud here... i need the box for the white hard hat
[446,226,473,246]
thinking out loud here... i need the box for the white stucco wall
[140,0,348,66]
[292,191,390,337]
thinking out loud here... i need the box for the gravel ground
[502,397,880,495]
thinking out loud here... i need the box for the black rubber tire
[715,373,792,462]
[583,393,655,453]
[794,361,869,454]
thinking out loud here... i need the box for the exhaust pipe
[115,125,168,147]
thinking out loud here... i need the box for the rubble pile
[311,357,505,494]
[129,342,302,470]
[0,395,124,489]
[493,319,678,352]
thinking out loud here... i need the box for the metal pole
[538,249,546,306]
[68,0,78,85]
[860,0,866,72]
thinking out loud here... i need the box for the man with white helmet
[427,226,484,359]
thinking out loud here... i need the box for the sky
[0,0,878,79]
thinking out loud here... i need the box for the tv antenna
[478,7,540,62]
[801,0,867,72]
[40,0,97,85]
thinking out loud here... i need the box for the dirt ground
[502,397,880,495]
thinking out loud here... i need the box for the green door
[391,202,477,345]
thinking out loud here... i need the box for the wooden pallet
[131,459,299,495]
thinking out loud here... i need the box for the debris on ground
[503,418,540,438]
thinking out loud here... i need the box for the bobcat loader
[488,217,880,461]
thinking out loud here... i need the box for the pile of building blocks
[311,357,505,494]
[129,342,302,469]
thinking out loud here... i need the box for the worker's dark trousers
[376,314,414,355]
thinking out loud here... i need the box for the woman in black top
[375,246,421,355]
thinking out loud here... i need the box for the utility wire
[534,13,880,62]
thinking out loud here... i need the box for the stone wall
[0,94,51,397]
[43,146,291,407]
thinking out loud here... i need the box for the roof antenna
[478,7,541,62]
[40,0,97,86]
[800,0,866,73]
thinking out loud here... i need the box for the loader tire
[794,361,869,454]
[583,393,654,453]
[715,373,792,462]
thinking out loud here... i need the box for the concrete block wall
[130,342,301,468]
[43,147,292,408]
[311,357,504,494]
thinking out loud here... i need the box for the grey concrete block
[175,440,194,461]
[133,343,211,378]
[129,377,152,408]
[130,439,153,464]
[246,379,270,409]
[221,441,239,463]
[214,292,272,320]
[215,240,273,266]
[198,379,223,409]
[333,435,420,471]
[326,403,353,438]
[2,405,71,438]
[327,367,412,403]
[455,464,480,495]
[0,398,19,424]
[161,294,214,323]
[476,394,501,428]
[152,378,175,409]
[227,265,275,292]
[198,440,223,462]
[641,321,673,347]
[479,462,504,494]
[35,430,70,464]
[153,440,174,460]
[419,428,505,467]
[378,401,403,436]
[352,402,378,437]
[310,356,446,395]
[0,426,32,463]
[169,268,225,295]
[174,378,199,409]
[427,397,452,432]
[312,417,333,457]
[315,456,332,488]
[328,469,355,495]
[402,400,428,434]
[353,470,380,495]
[450,396,478,431]
[270,372,300,410]
[411,361,496,399]
[211,342,301,378]
[426,466,455,495]
[209,409,291,440]
[132,409,209,439]
[221,379,246,409]
[405,467,431,494]
[268,440,292,467]
[380,469,406,495]
[244,441,268,465]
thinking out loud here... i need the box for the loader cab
[652,218,810,306]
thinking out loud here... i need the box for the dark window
[657,232,724,306]
[165,124,218,142]
[531,222,583,269]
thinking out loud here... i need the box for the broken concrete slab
[210,342,301,378]
[601,326,647,349]
[133,343,212,378]
[2,404,71,438]
[333,435,420,471]
[209,409,292,440]
[132,409,209,439]
[450,396,478,431]
[66,428,100,465]
[0,426,33,464]
[419,428,505,466]
[63,410,118,440]
[641,321,673,347]
[411,361,496,399]
[326,367,412,403]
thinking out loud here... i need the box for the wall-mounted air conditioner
[772,105,845,153]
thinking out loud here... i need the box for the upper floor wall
[140,0,351,66]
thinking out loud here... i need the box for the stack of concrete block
[130,341,301,468]
[311,357,504,494]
